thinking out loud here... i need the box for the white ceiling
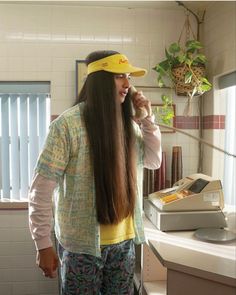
[0,0,216,11]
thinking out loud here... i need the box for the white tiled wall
[202,1,236,179]
[0,2,200,180]
[0,2,230,293]
[0,210,58,295]
[0,3,193,113]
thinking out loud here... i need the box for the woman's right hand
[36,247,59,278]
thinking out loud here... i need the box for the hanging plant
[153,39,212,97]
[152,13,212,116]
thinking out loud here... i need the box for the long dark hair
[76,50,137,224]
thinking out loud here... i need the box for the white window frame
[217,71,236,211]
[223,86,236,210]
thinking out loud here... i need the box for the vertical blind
[0,82,50,201]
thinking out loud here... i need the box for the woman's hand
[131,90,152,119]
[36,247,59,278]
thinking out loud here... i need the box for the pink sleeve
[140,115,162,169]
[28,174,57,250]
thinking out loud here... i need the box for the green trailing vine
[152,39,212,121]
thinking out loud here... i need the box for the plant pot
[172,64,205,96]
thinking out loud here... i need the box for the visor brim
[105,66,147,77]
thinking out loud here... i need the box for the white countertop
[143,215,236,287]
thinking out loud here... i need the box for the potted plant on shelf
[153,39,212,117]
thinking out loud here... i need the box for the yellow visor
[87,54,147,77]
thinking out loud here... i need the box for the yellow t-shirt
[100,215,135,245]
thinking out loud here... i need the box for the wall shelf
[135,85,171,89]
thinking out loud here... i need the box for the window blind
[0,82,50,201]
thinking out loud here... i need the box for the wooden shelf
[143,281,167,295]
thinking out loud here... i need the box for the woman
[29,50,162,294]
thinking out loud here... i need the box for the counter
[141,215,236,295]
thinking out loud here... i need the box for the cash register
[144,173,227,231]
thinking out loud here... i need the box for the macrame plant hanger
[178,10,197,45]
[178,10,198,116]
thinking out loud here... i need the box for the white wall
[202,1,236,180]
[0,2,201,187]
[0,3,188,113]
[0,210,58,295]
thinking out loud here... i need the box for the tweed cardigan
[30,102,161,256]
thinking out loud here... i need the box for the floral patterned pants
[58,239,135,295]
